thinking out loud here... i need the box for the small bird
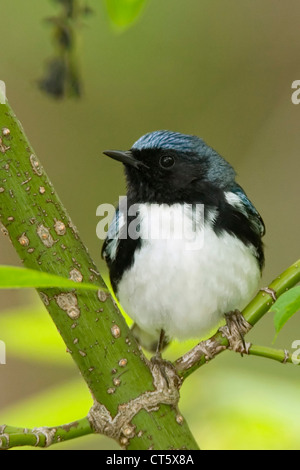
[102,131,265,353]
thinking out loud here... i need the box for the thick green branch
[0,98,199,450]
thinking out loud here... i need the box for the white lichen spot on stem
[54,219,66,236]
[69,268,83,283]
[30,154,43,176]
[37,224,55,248]
[55,292,81,320]
[111,324,121,339]
[113,377,121,387]
[2,128,10,137]
[18,232,30,247]
[98,290,108,302]
[118,358,127,367]
[175,414,184,425]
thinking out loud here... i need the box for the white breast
[117,203,260,342]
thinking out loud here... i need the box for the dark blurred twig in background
[39,0,93,99]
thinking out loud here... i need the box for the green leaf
[0,265,107,292]
[271,286,300,340]
[105,0,147,30]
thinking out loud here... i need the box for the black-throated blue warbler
[102,130,265,352]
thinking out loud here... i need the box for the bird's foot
[260,286,277,302]
[150,354,182,390]
[150,330,181,389]
[219,309,252,356]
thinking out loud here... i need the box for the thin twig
[0,418,92,450]
[175,259,300,379]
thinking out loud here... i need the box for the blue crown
[132,130,207,154]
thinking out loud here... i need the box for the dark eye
[159,155,175,169]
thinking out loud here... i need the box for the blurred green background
[0,0,300,450]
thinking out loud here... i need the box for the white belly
[117,204,260,341]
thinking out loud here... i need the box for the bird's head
[103,130,236,203]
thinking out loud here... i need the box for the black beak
[103,150,148,170]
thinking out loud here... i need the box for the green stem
[243,259,300,326]
[248,344,294,364]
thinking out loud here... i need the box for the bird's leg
[150,329,177,388]
[219,309,252,356]
[155,329,166,359]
